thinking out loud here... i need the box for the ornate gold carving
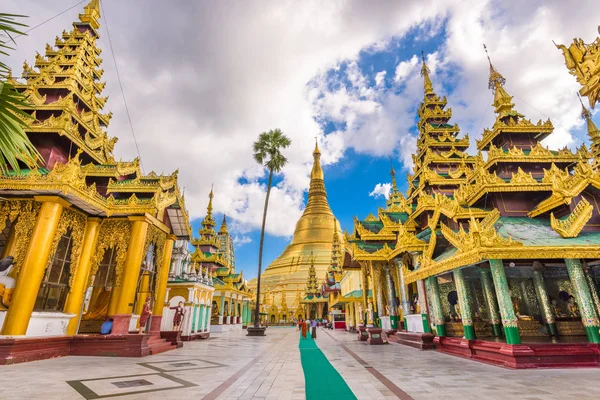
[10,201,41,277]
[550,197,594,238]
[90,219,131,287]
[48,208,87,287]
[556,30,600,108]
[510,167,537,184]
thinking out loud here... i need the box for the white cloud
[375,70,387,87]
[369,183,392,199]
[232,235,252,246]
[395,55,419,82]
[5,0,598,238]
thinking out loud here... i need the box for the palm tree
[0,13,41,174]
[250,129,291,332]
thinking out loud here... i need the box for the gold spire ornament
[483,44,519,118]
[579,94,600,163]
[420,51,435,95]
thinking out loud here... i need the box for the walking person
[301,319,308,339]
[311,318,317,339]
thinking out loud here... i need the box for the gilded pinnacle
[420,51,434,95]
[79,0,101,30]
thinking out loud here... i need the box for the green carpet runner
[299,331,356,400]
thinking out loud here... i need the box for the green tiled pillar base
[585,325,600,343]
[373,312,379,328]
[548,322,558,336]
[390,315,399,330]
[463,325,475,340]
[422,313,432,333]
[491,323,503,337]
[403,318,407,331]
[504,326,521,345]
[436,324,446,337]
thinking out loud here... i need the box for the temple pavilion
[0,1,196,363]
[339,47,600,367]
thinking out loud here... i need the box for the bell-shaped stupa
[260,141,342,320]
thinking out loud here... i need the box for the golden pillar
[150,234,175,332]
[112,216,149,334]
[2,196,69,335]
[107,286,121,316]
[65,217,101,335]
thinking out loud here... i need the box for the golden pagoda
[260,141,342,322]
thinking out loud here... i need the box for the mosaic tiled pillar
[532,263,557,336]
[192,305,198,332]
[373,264,384,327]
[583,266,600,318]
[565,259,600,343]
[416,279,432,333]
[478,268,502,337]
[453,268,475,340]
[384,264,399,329]
[204,306,211,330]
[396,261,411,329]
[425,276,446,336]
[198,305,204,332]
[489,259,521,345]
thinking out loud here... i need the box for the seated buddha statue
[567,295,580,318]
[0,256,15,310]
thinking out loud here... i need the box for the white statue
[0,256,16,309]
[367,301,374,324]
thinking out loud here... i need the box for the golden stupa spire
[483,44,519,118]
[579,94,600,161]
[201,185,216,230]
[304,137,331,215]
[310,137,324,180]
[78,0,101,31]
[219,214,229,234]
[420,51,435,96]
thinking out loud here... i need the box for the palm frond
[0,13,41,174]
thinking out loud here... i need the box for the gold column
[113,216,149,334]
[65,217,101,335]
[152,234,175,316]
[2,196,69,335]
[107,286,121,316]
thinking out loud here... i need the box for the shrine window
[0,219,12,256]
[132,243,157,311]
[92,247,118,288]
[35,231,73,312]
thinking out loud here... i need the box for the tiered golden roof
[1,0,190,235]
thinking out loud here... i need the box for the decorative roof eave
[550,197,593,238]
[529,162,600,217]
[0,174,160,218]
[456,181,552,206]
[403,245,600,285]
[349,242,395,261]
[476,119,554,151]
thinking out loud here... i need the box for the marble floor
[1,327,599,399]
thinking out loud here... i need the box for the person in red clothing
[138,296,152,334]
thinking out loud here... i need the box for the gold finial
[483,43,506,91]
[390,157,398,193]
[79,0,101,30]
[219,214,229,234]
[207,184,214,216]
[579,93,592,119]
[420,51,434,95]
[310,137,324,180]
